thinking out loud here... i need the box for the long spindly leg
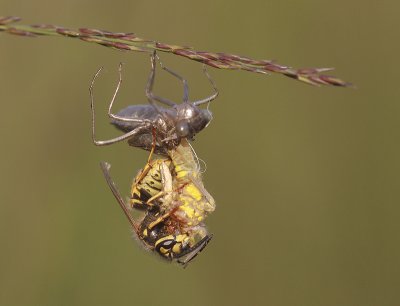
[100,161,139,233]
[90,65,148,124]
[154,52,189,103]
[147,205,179,231]
[129,127,165,211]
[92,121,150,146]
[130,129,172,211]
[193,65,219,106]
[90,67,151,146]
[131,127,157,187]
[146,51,177,108]
[147,127,157,164]
[146,191,165,206]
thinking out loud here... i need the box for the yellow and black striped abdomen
[130,159,172,210]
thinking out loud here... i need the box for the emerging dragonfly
[90,51,219,154]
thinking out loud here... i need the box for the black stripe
[145,182,161,192]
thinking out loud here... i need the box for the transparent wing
[100,161,139,232]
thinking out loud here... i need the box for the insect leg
[89,64,148,124]
[147,127,157,164]
[193,65,219,106]
[91,122,150,146]
[154,52,189,103]
[130,127,167,210]
[146,191,165,205]
[100,161,139,233]
[147,206,179,230]
[90,67,152,146]
[146,51,177,108]
[131,126,158,188]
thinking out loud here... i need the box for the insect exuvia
[90,51,219,154]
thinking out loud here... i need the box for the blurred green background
[0,1,399,305]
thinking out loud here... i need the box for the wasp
[130,136,215,227]
[100,160,213,267]
[129,157,172,211]
[90,51,219,155]
[111,131,215,266]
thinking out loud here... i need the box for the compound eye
[176,121,190,138]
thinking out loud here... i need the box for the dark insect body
[90,51,218,154]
